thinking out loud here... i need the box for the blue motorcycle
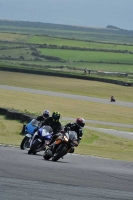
[28,125,53,154]
[20,119,41,150]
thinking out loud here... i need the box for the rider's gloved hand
[74,140,79,147]
[61,130,65,134]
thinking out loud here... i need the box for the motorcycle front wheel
[52,145,68,162]
[20,136,31,150]
[43,148,52,160]
[28,140,41,154]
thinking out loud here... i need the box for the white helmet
[43,110,50,119]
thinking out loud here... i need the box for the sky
[0,0,133,30]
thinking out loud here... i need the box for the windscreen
[68,131,77,141]
[43,126,53,134]
[31,119,40,127]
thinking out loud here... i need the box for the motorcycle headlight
[64,136,69,142]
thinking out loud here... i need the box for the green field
[39,48,133,64]
[0,22,133,161]
[0,32,133,85]
[27,35,133,51]
[1,20,133,43]
[1,45,133,65]
[0,31,133,82]
[1,32,133,51]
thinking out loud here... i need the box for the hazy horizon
[0,0,133,31]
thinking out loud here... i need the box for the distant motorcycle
[43,130,78,162]
[110,96,116,102]
[28,125,53,155]
[20,119,41,150]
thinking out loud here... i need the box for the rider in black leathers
[22,110,50,134]
[47,116,85,154]
[36,110,50,124]
[43,111,63,145]
[110,96,116,102]
[63,118,85,153]
[64,118,85,140]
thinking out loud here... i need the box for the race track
[1,84,133,139]
[1,84,133,108]
[1,85,133,199]
[0,146,133,200]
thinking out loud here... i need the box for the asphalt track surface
[0,146,133,200]
[1,84,133,108]
[1,84,133,199]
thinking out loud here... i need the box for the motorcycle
[43,130,78,162]
[28,125,53,154]
[20,119,42,150]
[110,96,116,102]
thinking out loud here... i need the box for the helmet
[43,110,50,119]
[76,118,85,127]
[52,111,60,122]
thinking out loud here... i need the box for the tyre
[43,149,52,160]
[28,140,41,154]
[52,145,68,162]
[20,136,31,150]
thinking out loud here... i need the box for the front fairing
[58,131,77,143]
[25,119,40,134]
[68,131,77,141]
[56,131,77,146]
[38,126,53,140]
[31,119,40,126]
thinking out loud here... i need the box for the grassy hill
[0,19,133,43]
[0,20,133,85]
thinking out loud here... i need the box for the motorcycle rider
[43,111,63,139]
[43,111,63,153]
[36,110,50,122]
[31,111,61,152]
[110,95,115,102]
[63,117,85,153]
[48,117,85,154]
[21,110,50,134]
[35,111,62,145]
[34,110,51,132]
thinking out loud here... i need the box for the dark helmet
[76,118,85,127]
[43,110,50,119]
[52,111,60,122]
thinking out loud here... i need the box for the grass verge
[1,115,133,162]
[0,89,133,124]
[0,71,133,102]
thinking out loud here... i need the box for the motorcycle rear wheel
[52,145,68,162]
[20,136,30,150]
[28,140,41,154]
